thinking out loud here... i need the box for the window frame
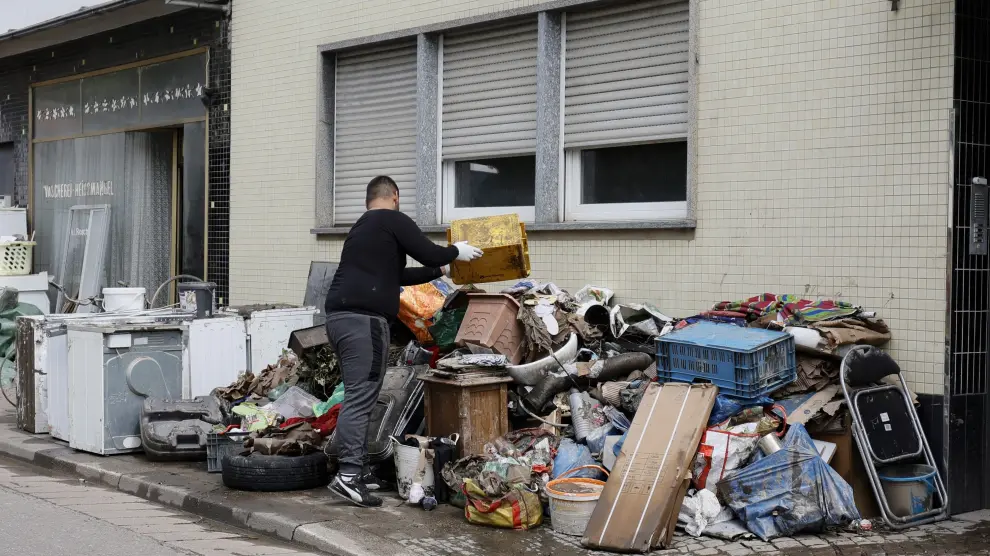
[315,0,696,233]
[437,22,540,224]
[563,147,688,223]
[441,159,537,223]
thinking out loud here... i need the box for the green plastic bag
[429,308,466,351]
[314,382,345,417]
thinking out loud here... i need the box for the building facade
[0,1,232,303]
[229,0,990,511]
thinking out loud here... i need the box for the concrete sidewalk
[0,403,987,556]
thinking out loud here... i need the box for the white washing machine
[225,307,317,373]
[67,321,185,455]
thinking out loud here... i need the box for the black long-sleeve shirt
[324,209,459,320]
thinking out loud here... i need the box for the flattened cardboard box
[582,383,717,553]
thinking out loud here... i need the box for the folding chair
[840,346,948,529]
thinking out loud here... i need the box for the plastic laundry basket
[0,242,34,276]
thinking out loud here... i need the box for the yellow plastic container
[446,214,531,285]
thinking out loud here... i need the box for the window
[333,40,418,225]
[442,156,536,220]
[321,0,694,229]
[562,0,690,220]
[440,20,538,222]
[565,142,687,221]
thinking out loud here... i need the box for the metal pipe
[165,0,230,13]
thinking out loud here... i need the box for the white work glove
[442,265,451,278]
[454,241,484,262]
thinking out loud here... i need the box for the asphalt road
[0,456,321,556]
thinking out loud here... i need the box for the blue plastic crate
[656,322,797,399]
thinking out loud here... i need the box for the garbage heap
[395,284,942,551]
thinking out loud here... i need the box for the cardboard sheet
[582,383,717,553]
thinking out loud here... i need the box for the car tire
[221,451,329,492]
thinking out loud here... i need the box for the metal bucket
[545,465,608,536]
[878,464,937,517]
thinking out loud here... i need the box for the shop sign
[33,53,207,139]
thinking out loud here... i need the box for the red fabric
[277,404,341,437]
[428,346,441,369]
[312,404,341,435]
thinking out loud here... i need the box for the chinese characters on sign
[36,106,76,121]
[76,82,204,115]
[32,53,207,139]
[42,181,115,199]
[141,83,204,108]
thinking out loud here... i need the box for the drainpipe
[165,0,230,14]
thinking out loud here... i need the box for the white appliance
[39,312,190,441]
[1,272,52,314]
[226,307,317,373]
[67,321,185,455]
[0,208,27,237]
[182,315,247,397]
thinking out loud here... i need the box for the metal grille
[208,17,231,305]
[950,0,990,397]
[948,0,990,514]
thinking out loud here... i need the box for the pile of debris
[386,282,946,551]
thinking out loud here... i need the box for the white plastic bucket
[879,464,937,517]
[546,465,608,536]
[391,437,435,500]
[102,287,146,312]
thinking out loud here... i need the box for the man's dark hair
[366,175,399,206]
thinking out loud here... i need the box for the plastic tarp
[552,438,605,480]
[708,394,774,427]
[716,424,860,541]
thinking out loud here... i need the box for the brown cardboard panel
[812,422,881,518]
[654,475,691,549]
[582,383,717,553]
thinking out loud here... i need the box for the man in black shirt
[325,175,482,508]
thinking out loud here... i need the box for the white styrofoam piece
[0,208,27,238]
[183,315,247,398]
[241,307,317,373]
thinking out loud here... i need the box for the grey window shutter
[564,0,689,149]
[334,40,418,225]
[441,19,538,160]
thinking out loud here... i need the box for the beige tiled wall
[230,0,954,394]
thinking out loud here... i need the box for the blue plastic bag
[613,431,627,458]
[552,438,606,480]
[716,424,860,541]
[707,394,774,427]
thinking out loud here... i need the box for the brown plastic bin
[454,294,526,365]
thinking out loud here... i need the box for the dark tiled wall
[0,10,230,302]
[948,0,990,514]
